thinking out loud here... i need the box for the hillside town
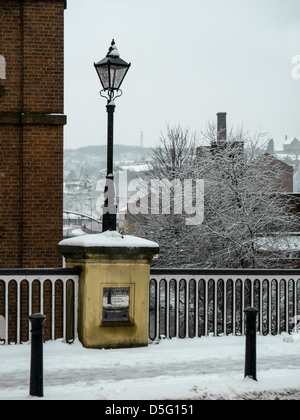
[64,135,300,223]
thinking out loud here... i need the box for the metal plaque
[102,287,130,322]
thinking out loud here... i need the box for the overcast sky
[64,0,300,150]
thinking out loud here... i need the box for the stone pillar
[58,231,159,349]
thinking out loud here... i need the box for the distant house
[283,138,300,156]
[263,154,294,193]
[196,113,293,193]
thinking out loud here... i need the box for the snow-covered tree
[79,170,95,194]
[196,124,299,268]
[266,138,275,155]
[129,124,300,268]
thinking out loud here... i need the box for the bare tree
[128,123,300,269]
[149,125,198,179]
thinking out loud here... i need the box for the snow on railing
[149,268,300,341]
[0,269,80,345]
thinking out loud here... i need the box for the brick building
[197,113,293,192]
[0,0,67,268]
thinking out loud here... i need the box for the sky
[64,0,300,150]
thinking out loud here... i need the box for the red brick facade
[0,0,66,268]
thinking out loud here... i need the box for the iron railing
[149,268,300,341]
[1,267,299,344]
[0,268,80,344]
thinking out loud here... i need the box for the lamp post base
[102,174,117,232]
[103,211,117,232]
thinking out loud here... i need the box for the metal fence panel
[149,269,300,341]
[0,269,80,345]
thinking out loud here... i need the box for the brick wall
[0,125,22,265]
[0,0,66,268]
[0,0,22,113]
[22,1,64,114]
[22,125,64,267]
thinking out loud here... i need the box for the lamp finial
[107,39,120,58]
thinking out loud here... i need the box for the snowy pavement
[0,334,300,400]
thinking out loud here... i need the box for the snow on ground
[0,334,300,400]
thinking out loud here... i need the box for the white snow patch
[58,231,159,249]
[119,164,150,172]
[0,335,300,400]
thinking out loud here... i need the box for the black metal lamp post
[94,40,131,232]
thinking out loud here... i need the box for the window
[0,55,6,79]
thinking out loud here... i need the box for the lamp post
[94,40,131,232]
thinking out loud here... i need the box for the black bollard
[244,307,259,381]
[29,313,47,397]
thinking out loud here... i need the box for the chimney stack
[217,112,227,141]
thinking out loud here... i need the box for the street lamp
[94,40,131,232]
